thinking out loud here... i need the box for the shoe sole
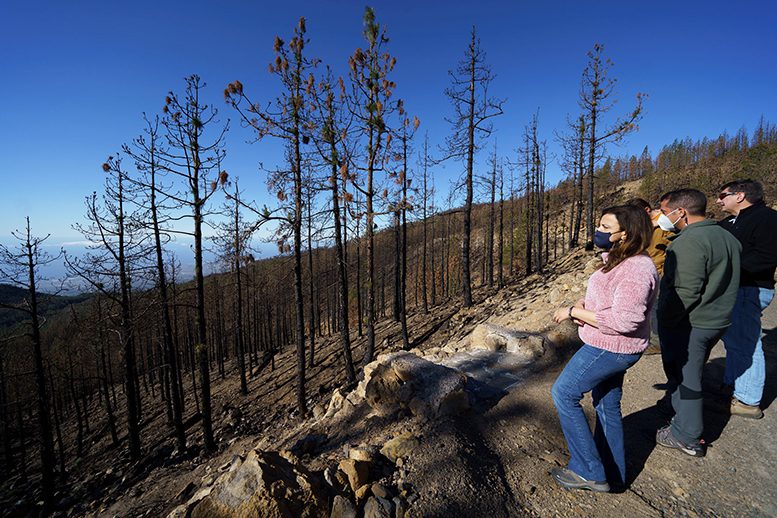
[656,440,705,457]
[731,411,764,419]
[556,483,610,493]
[551,470,610,492]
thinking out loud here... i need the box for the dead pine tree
[122,115,186,452]
[310,73,357,383]
[572,115,587,249]
[162,75,228,450]
[303,167,318,369]
[555,113,586,250]
[507,162,516,276]
[225,16,316,415]
[443,26,504,307]
[419,133,435,313]
[92,295,119,448]
[392,190,401,322]
[343,7,399,363]
[65,156,146,461]
[579,43,644,247]
[397,114,420,350]
[521,132,534,275]
[214,179,252,396]
[497,156,505,287]
[528,114,546,273]
[484,141,498,286]
[0,218,58,508]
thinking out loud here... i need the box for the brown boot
[730,397,763,419]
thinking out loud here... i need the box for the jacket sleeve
[596,266,657,335]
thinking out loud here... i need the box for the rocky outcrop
[169,450,329,518]
[468,323,546,361]
[323,351,471,424]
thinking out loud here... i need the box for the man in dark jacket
[655,188,740,457]
[717,179,777,419]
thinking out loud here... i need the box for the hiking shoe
[550,467,610,493]
[656,425,705,457]
[730,397,763,419]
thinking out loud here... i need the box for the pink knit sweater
[578,253,659,354]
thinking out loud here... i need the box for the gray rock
[348,445,378,463]
[380,433,419,463]
[312,403,326,419]
[364,496,394,518]
[189,450,328,518]
[393,496,407,518]
[469,323,545,361]
[371,483,391,499]
[330,495,357,518]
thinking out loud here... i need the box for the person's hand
[553,307,571,324]
[574,298,585,310]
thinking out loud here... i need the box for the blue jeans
[551,344,642,486]
[723,286,775,406]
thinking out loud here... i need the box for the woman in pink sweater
[550,205,658,492]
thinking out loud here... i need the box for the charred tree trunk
[399,128,410,350]
[306,180,316,369]
[24,222,56,506]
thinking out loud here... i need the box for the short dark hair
[626,197,651,212]
[719,179,764,204]
[660,189,707,216]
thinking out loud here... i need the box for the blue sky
[1,0,776,251]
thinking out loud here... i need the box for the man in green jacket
[654,188,741,457]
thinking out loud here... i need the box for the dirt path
[465,298,777,517]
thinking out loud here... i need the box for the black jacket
[719,202,777,289]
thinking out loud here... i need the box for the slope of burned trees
[3,7,777,514]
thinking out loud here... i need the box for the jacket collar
[678,218,717,234]
[736,201,765,218]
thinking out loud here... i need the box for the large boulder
[469,323,545,362]
[187,450,329,518]
[361,352,470,420]
[320,351,471,424]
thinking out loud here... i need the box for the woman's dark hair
[626,197,651,212]
[599,204,653,273]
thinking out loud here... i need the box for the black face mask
[593,230,615,250]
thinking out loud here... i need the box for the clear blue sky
[2,0,776,248]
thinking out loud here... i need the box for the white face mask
[657,208,681,232]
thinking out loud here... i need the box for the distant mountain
[0,284,91,330]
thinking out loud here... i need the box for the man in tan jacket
[627,198,672,353]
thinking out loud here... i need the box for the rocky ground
[4,247,776,517]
